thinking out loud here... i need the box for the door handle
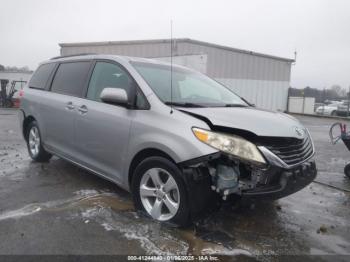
[78,105,88,114]
[66,102,75,110]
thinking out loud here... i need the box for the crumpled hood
[179,107,305,138]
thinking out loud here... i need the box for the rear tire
[131,156,190,226]
[331,111,337,116]
[26,121,52,162]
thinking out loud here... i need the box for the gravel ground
[0,109,349,261]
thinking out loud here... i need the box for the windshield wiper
[164,102,205,108]
[223,104,248,107]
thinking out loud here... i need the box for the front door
[74,61,134,182]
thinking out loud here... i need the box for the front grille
[259,136,314,166]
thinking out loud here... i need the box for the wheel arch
[127,148,176,187]
[23,115,36,140]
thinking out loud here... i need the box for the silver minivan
[19,54,316,225]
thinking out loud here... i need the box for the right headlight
[192,127,266,164]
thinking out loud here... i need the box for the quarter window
[29,63,56,90]
[51,62,91,96]
[87,62,134,102]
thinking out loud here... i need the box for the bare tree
[331,85,346,97]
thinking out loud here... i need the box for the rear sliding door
[40,61,92,159]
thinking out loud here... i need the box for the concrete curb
[289,112,350,121]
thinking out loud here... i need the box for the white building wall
[155,54,207,74]
[288,97,315,114]
[217,78,289,111]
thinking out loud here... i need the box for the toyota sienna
[19,54,317,225]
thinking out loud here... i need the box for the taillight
[18,89,24,107]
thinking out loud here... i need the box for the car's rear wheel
[131,157,190,226]
[331,110,337,116]
[26,121,52,162]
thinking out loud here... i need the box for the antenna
[292,49,297,65]
[170,20,173,114]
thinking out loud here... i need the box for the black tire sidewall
[131,156,190,226]
[344,164,350,178]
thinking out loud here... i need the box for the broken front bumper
[242,160,317,200]
[180,152,317,201]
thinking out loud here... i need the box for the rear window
[51,62,91,97]
[29,63,56,90]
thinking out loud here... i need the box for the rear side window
[51,62,91,97]
[29,63,56,89]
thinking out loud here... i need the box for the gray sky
[1,0,349,89]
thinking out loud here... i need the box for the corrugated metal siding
[61,42,172,59]
[177,42,291,81]
[155,54,207,74]
[61,41,291,82]
[60,40,292,111]
[217,78,289,111]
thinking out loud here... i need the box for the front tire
[131,157,190,226]
[26,121,52,162]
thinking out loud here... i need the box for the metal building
[59,38,294,111]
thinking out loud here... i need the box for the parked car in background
[337,101,350,117]
[314,103,324,112]
[324,100,341,105]
[315,103,339,116]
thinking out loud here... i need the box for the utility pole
[322,88,325,115]
[301,88,305,114]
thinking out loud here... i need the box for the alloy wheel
[139,168,180,221]
[28,126,40,157]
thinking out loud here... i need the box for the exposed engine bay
[181,151,316,203]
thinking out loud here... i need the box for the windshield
[131,61,247,107]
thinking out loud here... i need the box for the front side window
[131,62,247,107]
[51,62,91,96]
[87,62,134,102]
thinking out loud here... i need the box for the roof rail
[50,53,96,60]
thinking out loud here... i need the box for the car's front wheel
[131,156,190,226]
[26,121,52,162]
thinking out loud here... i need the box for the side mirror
[100,87,128,106]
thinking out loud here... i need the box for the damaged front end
[180,128,317,203]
